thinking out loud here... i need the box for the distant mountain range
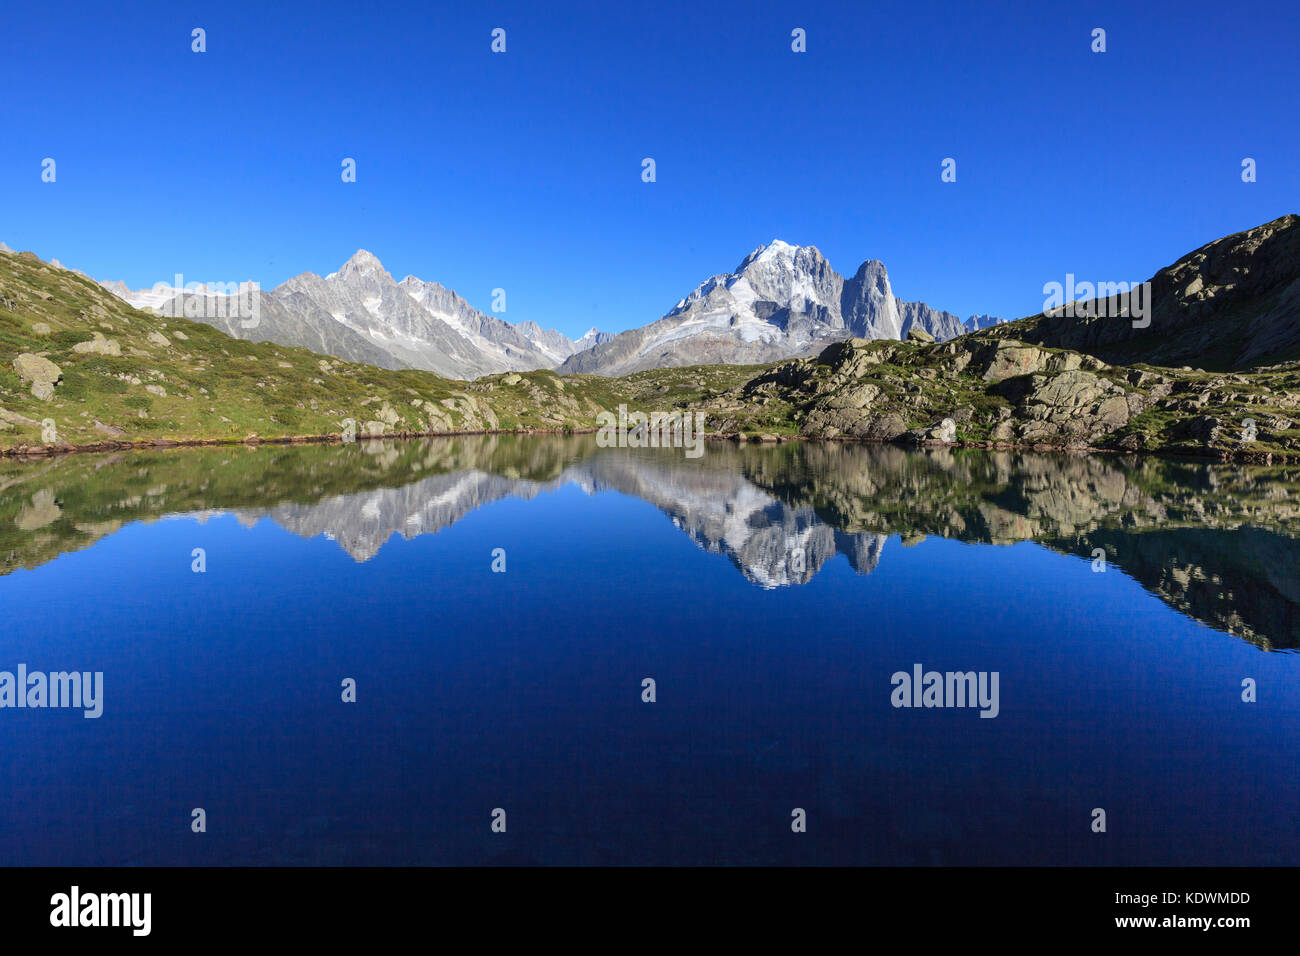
[27,212,1300,387]
[98,243,1002,380]
[4,215,1300,463]
[100,251,609,380]
[559,241,1002,375]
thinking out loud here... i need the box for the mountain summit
[330,249,387,281]
[101,252,600,380]
[97,241,998,379]
[559,241,997,376]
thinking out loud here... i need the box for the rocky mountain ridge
[558,240,1003,376]
[97,242,999,380]
[3,216,1298,463]
[100,250,603,380]
[986,213,1300,370]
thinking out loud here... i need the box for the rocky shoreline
[3,421,1293,464]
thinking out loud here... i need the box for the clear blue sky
[1,0,1296,338]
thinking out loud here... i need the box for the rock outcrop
[704,332,1300,458]
[558,241,998,376]
[13,353,62,400]
[984,213,1300,370]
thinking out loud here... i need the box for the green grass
[4,247,1300,461]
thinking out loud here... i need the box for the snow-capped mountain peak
[90,241,1001,382]
[558,242,1000,376]
[329,249,387,281]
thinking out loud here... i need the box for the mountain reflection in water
[3,435,1298,650]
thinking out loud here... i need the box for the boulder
[1014,370,1131,441]
[14,352,61,386]
[906,328,936,343]
[14,353,62,399]
[0,406,40,427]
[904,417,958,444]
[979,340,1051,383]
[991,420,1017,442]
[71,332,122,356]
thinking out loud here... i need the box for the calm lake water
[0,435,1297,865]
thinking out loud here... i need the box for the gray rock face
[100,251,595,381]
[95,241,1001,379]
[560,240,999,376]
[265,254,559,380]
[505,324,612,364]
[987,213,1300,370]
[14,353,62,400]
[196,288,401,369]
[71,332,121,356]
[1010,371,1131,443]
[898,300,966,340]
[842,259,903,339]
[964,314,1004,332]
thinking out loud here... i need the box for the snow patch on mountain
[559,240,999,376]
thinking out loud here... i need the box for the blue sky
[1,0,1296,339]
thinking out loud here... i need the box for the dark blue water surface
[0,436,1296,864]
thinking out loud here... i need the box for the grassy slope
[4,246,1300,461]
[0,248,765,452]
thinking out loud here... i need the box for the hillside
[982,214,1300,370]
[698,331,1300,459]
[0,247,758,453]
[4,241,1300,462]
